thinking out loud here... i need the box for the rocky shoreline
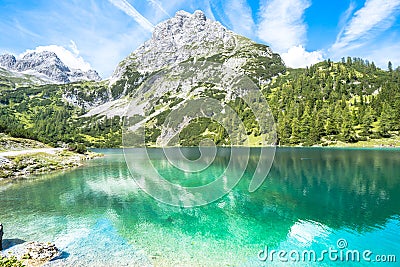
[0,150,100,180]
[0,134,102,180]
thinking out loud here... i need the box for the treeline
[0,83,122,148]
[0,57,399,148]
[264,57,400,145]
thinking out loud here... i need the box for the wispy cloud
[224,0,255,37]
[202,0,216,20]
[257,0,311,52]
[146,0,170,18]
[108,0,154,32]
[14,19,41,39]
[332,0,400,52]
[363,42,400,69]
[337,1,357,38]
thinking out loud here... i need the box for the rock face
[0,10,285,147]
[113,10,239,77]
[111,10,283,84]
[0,54,16,69]
[98,10,285,146]
[0,51,101,84]
[100,10,284,118]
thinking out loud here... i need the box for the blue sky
[1,0,400,77]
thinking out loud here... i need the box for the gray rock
[0,51,101,84]
[0,54,16,69]
[112,10,243,79]
[1,241,61,264]
[0,156,11,166]
[88,10,284,119]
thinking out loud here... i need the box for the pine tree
[340,106,357,142]
[379,103,393,137]
[290,118,301,144]
[309,110,324,144]
[388,61,393,72]
[278,113,292,145]
[360,106,375,136]
[326,106,339,135]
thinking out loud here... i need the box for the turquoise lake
[0,148,399,266]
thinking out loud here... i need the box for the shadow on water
[50,251,70,261]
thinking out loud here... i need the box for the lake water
[0,148,399,266]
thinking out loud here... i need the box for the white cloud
[19,44,92,71]
[202,0,216,20]
[347,40,400,70]
[337,1,357,38]
[85,31,148,79]
[13,19,41,39]
[69,40,79,56]
[370,46,400,70]
[332,0,400,52]
[108,0,154,32]
[281,46,324,68]
[224,0,255,37]
[0,0,154,77]
[146,0,170,18]
[209,0,234,29]
[257,0,311,52]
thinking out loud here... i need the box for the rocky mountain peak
[77,9,285,122]
[0,54,17,69]
[16,51,70,74]
[22,51,59,60]
[0,50,101,84]
[112,10,240,79]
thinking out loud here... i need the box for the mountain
[81,10,284,146]
[96,10,284,116]
[0,51,101,84]
[0,10,399,148]
[0,66,49,88]
[111,10,282,81]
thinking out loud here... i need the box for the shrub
[68,143,87,154]
[0,256,25,267]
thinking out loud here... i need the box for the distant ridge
[0,51,101,84]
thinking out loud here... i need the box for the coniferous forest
[0,57,399,148]
[265,58,400,146]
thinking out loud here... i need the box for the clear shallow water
[0,148,399,266]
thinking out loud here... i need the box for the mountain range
[0,10,399,148]
[0,51,101,84]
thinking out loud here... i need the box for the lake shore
[0,134,103,180]
[127,141,400,149]
[128,133,400,149]
[0,149,101,180]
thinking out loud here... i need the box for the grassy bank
[0,134,101,180]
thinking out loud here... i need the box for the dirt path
[0,148,64,157]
